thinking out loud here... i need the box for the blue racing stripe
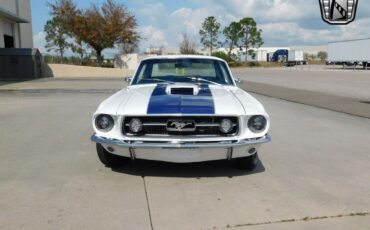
[147,84,215,114]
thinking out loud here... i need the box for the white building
[0,0,33,48]
[218,45,327,62]
[218,47,289,62]
[290,45,327,55]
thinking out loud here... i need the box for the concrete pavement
[0,93,152,229]
[240,81,370,119]
[230,67,370,118]
[0,79,369,229]
[141,94,370,230]
[231,67,370,100]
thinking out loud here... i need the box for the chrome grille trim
[122,116,239,137]
[124,123,237,127]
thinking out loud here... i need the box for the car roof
[140,55,225,62]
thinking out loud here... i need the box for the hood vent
[170,87,194,95]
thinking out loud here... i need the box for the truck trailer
[286,50,305,66]
[328,38,370,68]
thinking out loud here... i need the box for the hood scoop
[166,85,199,96]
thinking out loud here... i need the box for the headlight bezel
[95,114,115,132]
[248,115,267,133]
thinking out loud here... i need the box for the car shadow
[112,159,265,178]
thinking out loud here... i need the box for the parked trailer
[240,50,268,62]
[286,50,306,66]
[328,38,370,69]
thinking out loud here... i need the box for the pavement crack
[205,211,369,230]
[138,161,154,230]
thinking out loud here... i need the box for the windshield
[131,58,234,85]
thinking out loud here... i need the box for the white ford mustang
[91,55,271,170]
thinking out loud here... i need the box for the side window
[135,63,148,82]
[219,62,232,84]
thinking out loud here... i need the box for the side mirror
[124,77,132,84]
[234,77,243,85]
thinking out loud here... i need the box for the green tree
[223,21,242,59]
[239,17,263,62]
[199,16,221,54]
[44,17,71,63]
[70,39,88,64]
[317,51,328,62]
[49,0,139,65]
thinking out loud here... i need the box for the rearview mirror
[124,77,132,84]
[175,62,192,68]
[234,77,243,85]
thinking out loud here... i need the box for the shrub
[228,62,242,67]
[212,51,235,63]
[247,62,260,67]
[101,63,115,68]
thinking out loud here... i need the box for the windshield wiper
[149,78,175,84]
[183,76,222,86]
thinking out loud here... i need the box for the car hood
[96,84,266,116]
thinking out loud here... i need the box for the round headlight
[129,118,143,133]
[248,115,267,133]
[95,114,114,132]
[219,119,233,134]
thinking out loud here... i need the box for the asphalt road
[0,80,369,229]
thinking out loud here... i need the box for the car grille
[123,116,239,137]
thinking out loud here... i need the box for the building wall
[290,45,328,55]
[1,0,17,12]
[0,0,33,48]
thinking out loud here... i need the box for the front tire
[96,143,129,167]
[234,153,258,171]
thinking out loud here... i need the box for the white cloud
[32,0,370,52]
[139,26,168,49]
[143,0,370,48]
[167,7,210,44]
[33,32,47,53]
[136,2,166,24]
[259,17,370,46]
[134,0,322,49]
[197,0,317,22]
[261,0,314,20]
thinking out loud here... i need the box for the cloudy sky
[31,0,370,54]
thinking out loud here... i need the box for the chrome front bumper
[91,134,271,148]
[91,134,271,163]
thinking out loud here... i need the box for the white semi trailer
[286,50,305,66]
[328,38,370,68]
[285,50,307,66]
